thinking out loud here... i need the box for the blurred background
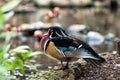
[0,0,120,79]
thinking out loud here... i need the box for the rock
[86,31,104,45]
[28,52,120,80]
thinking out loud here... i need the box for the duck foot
[54,62,69,70]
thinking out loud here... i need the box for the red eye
[49,29,53,32]
[51,30,53,32]
[48,29,53,35]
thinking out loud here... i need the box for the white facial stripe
[78,44,82,48]
[55,30,67,37]
[61,31,67,37]
[55,31,62,37]
[44,39,49,52]
[50,32,53,38]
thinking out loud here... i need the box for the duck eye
[50,30,53,33]
[48,29,53,33]
[48,29,54,35]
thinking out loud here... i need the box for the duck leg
[60,61,69,70]
[64,62,69,69]
[54,61,69,70]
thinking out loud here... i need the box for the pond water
[9,7,120,70]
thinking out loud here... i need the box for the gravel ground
[78,52,120,80]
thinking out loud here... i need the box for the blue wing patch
[59,46,76,52]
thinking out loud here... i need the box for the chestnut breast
[45,41,65,61]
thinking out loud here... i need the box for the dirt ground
[77,52,120,80]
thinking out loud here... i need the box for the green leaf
[0,66,8,73]
[0,74,11,80]
[0,43,10,64]
[11,49,29,54]
[26,62,38,71]
[1,0,22,12]
[3,42,11,53]
[11,60,18,72]
[10,45,32,54]
[2,60,12,71]
[0,32,17,39]
[10,58,24,73]
[0,9,5,22]
[9,46,33,59]
[0,66,11,80]
[0,9,5,29]
[0,32,8,38]
[4,11,14,21]
[27,51,43,58]
[17,59,24,74]
[12,45,31,51]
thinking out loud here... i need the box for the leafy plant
[0,0,44,79]
[0,0,28,79]
[7,45,43,73]
[1,0,22,12]
[0,44,43,79]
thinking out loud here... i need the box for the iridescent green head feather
[48,26,67,37]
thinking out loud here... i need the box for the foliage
[0,9,14,29]
[0,0,44,79]
[0,0,22,29]
[0,9,5,29]
[0,43,43,79]
[1,0,22,12]
[0,43,11,80]
[8,45,43,73]
[0,32,17,80]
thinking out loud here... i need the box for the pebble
[115,64,120,67]
[112,51,117,55]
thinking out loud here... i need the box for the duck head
[48,26,67,38]
[40,26,67,51]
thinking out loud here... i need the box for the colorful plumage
[40,26,106,69]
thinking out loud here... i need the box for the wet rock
[87,31,104,45]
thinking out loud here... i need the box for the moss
[28,70,71,80]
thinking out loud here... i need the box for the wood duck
[40,26,106,69]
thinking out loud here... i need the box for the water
[9,7,120,36]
